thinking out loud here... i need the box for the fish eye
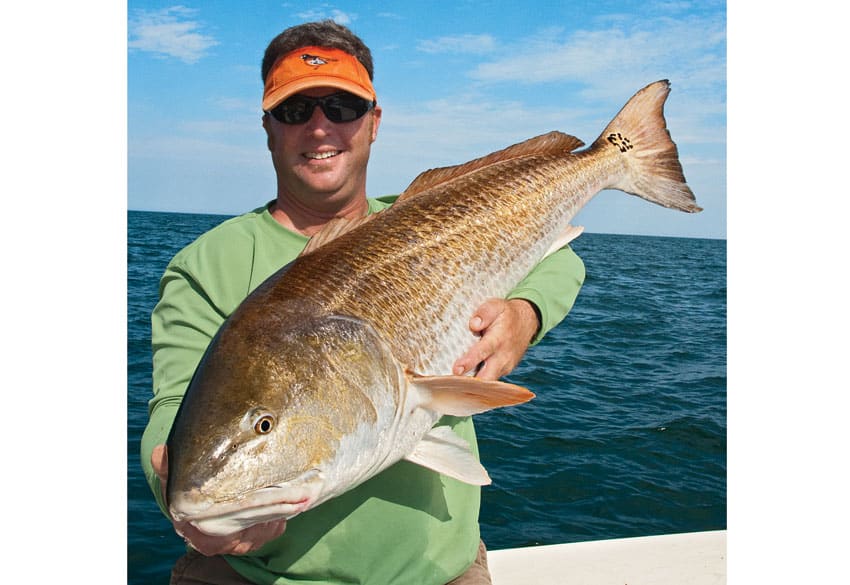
[254,414,275,434]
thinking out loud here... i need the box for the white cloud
[210,96,259,114]
[368,93,599,201]
[295,7,356,26]
[417,34,497,55]
[469,15,726,96]
[368,10,726,239]
[128,6,218,64]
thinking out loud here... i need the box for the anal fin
[542,224,584,260]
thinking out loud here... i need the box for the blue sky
[128,0,727,239]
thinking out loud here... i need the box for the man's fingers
[473,358,499,382]
[469,298,505,333]
[212,519,288,556]
[456,298,537,378]
[248,519,288,552]
[151,444,168,480]
[455,298,506,374]
[453,337,496,376]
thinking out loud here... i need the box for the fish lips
[169,469,324,536]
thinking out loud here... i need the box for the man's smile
[304,150,341,160]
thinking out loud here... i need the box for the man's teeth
[306,151,340,160]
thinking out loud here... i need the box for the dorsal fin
[299,214,377,256]
[397,131,585,203]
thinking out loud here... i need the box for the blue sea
[127,210,726,584]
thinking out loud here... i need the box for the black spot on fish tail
[607,132,634,153]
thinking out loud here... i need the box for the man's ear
[262,113,274,151]
[370,106,382,143]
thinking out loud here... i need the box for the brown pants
[170,539,491,585]
[446,540,491,585]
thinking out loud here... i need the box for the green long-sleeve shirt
[141,197,585,584]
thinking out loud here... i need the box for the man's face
[263,87,382,210]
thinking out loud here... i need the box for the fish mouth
[170,471,324,536]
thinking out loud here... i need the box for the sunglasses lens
[271,96,314,124]
[322,94,373,123]
[270,93,374,125]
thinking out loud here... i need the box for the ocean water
[127,210,726,584]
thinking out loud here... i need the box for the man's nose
[304,106,333,135]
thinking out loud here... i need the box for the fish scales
[271,151,610,375]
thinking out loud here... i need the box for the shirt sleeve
[140,259,230,516]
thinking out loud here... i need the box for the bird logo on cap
[301,53,338,68]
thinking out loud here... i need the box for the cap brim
[262,77,375,111]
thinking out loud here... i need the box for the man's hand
[151,444,287,556]
[452,298,540,381]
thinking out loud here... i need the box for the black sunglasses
[267,92,376,125]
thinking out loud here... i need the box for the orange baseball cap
[262,46,377,112]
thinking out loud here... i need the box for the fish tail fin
[593,80,702,213]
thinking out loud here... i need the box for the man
[141,20,585,585]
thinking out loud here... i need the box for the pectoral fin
[409,373,535,416]
[404,425,491,485]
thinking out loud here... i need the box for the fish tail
[594,80,702,213]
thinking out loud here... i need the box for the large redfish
[165,80,701,535]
